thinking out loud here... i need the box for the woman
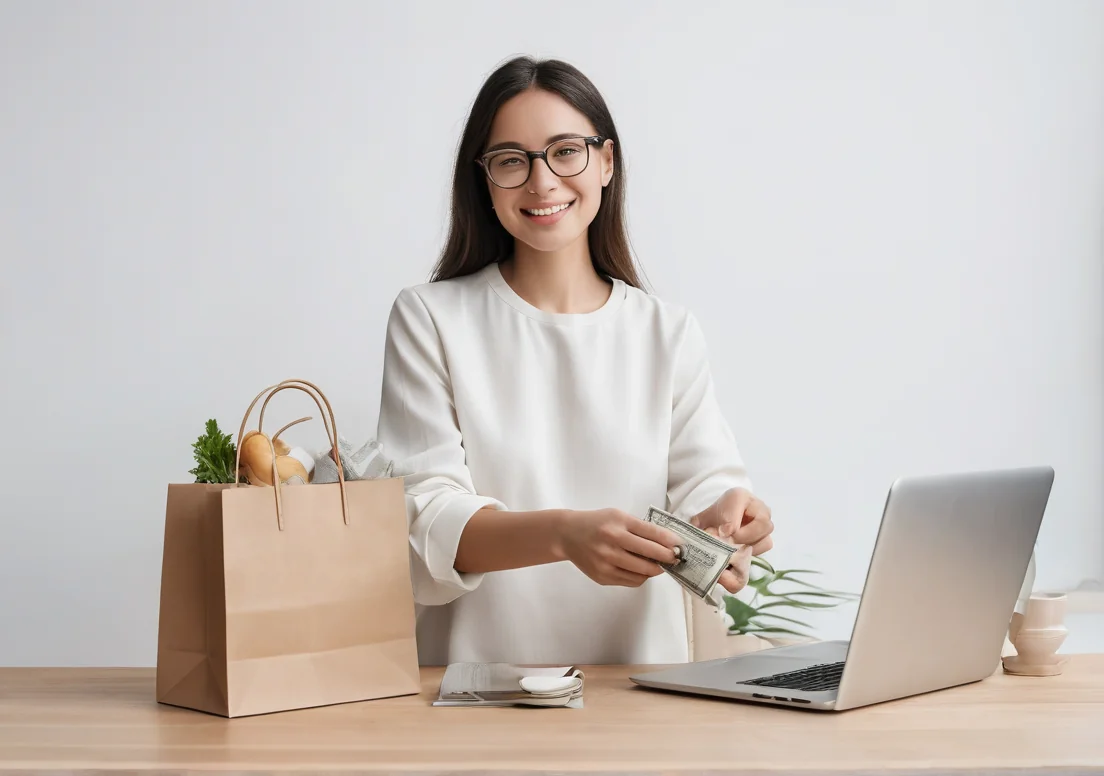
[376,56,774,667]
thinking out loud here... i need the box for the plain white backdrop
[2,0,1102,666]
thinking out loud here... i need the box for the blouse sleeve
[376,287,506,606]
[666,311,754,519]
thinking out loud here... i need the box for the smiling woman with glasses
[375,55,774,669]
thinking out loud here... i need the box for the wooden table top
[2,656,1103,774]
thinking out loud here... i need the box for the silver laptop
[630,466,1054,711]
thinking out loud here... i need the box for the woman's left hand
[690,487,774,594]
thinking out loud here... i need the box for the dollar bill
[643,505,736,607]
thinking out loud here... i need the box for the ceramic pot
[1003,591,1069,676]
[1021,591,1067,631]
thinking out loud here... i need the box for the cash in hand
[643,505,738,608]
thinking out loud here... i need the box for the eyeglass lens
[483,138,591,188]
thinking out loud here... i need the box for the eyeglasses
[477,135,605,189]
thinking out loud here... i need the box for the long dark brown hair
[429,56,647,290]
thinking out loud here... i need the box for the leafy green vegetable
[188,418,238,483]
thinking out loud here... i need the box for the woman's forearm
[454,507,569,573]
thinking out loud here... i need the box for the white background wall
[2,0,1102,666]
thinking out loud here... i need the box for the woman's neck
[501,236,611,314]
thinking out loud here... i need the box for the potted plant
[722,556,858,655]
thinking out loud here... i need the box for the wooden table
[2,656,1103,774]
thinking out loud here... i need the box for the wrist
[547,509,574,562]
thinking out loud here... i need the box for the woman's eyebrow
[484,133,587,153]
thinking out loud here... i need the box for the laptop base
[630,641,848,711]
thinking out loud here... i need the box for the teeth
[524,202,572,216]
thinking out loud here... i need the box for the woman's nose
[527,156,559,194]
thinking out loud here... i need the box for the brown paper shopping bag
[155,379,421,717]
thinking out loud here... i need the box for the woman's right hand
[557,509,682,587]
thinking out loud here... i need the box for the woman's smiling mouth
[521,200,575,223]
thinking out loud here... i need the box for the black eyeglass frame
[476,135,606,189]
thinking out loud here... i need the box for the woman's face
[481,88,613,254]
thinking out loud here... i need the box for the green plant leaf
[751,580,841,600]
[769,578,843,594]
[747,576,776,594]
[726,558,858,635]
[776,590,857,601]
[739,625,814,638]
[750,556,775,573]
[188,418,238,484]
[754,611,814,627]
[770,568,822,577]
[757,599,844,610]
[724,596,758,631]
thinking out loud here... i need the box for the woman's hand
[557,509,682,588]
[691,488,774,594]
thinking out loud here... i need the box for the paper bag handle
[234,380,340,485]
[260,380,350,528]
[235,379,348,528]
[233,379,349,529]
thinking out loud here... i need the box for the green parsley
[188,418,238,483]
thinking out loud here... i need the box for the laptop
[630,465,1055,711]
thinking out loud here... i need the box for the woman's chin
[514,224,589,255]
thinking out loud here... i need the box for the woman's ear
[601,140,614,187]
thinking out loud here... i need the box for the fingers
[717,489,753,539]
[601,564,653,587]
[620,530,679,565]
[690,502,776,562]
[718,568,743,593]
[719,545,753,593]
[609,547,666,579]
[730,500,773,546]
[749,534,774,555]
[580,506,770,591]
[625,518,681,564]
[627,517,682,551]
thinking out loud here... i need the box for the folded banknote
[643,505,738,607]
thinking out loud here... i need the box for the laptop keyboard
[743,661,845,692]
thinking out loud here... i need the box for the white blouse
[376,262,752,666]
